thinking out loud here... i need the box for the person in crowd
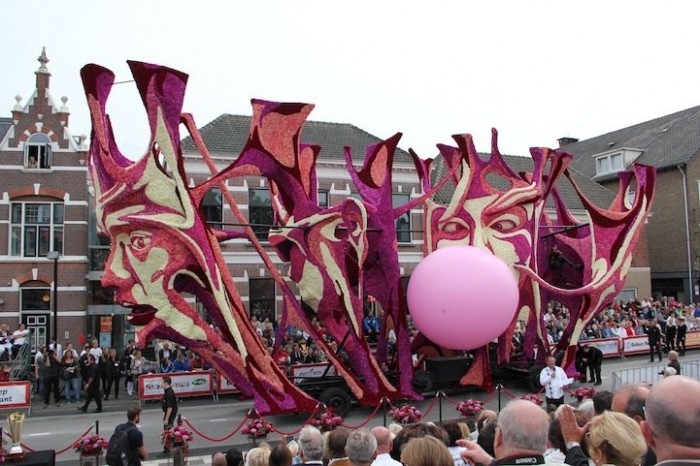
[64,342,79,359]
[676,316,687,355]
[49,339,63,359]
[34,345,46,398]
[60,349,80,403]
[475,422,496,458]
[99,350,110,397]
[298,425,326,466]
[129,350,145,396]
[212,451,228,466]
[158,342,173,363]
[642,375,700,464]
[539,355,570,406]
[161,375,178,430]
[346,428,377,466]
[0,363,10,382]
[173,352,190,372]
[109,404,148,466]
[645,318,663,362]
[78,353,102,413]
[0,324,12,361]
[611,383,656,466]
[43,348,61,408]
[560,406,646,466]
[326,427,351,466]
[470,409,497,441]
[370,427,400,466]
[401,436,453,466]
[79,343,91,386]
[592,390,613,414]
[363,311,380,343]
[290,343,305,365]
[11,323,29,358]
[270,444,294,466]
[160,356,174,373]
[665,350,681,375]
[105,348,122,400]
[544,418,566,463]
[576,344,603,385]
[225,448,244,466]
[246,446,272,466]
[89,338,103,360]
[441,422,467,466]
[458,400,550,466]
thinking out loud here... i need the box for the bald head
[496,400,550,456]
[644,376,700,461]
[371,426,393,454]
[612,384,650,422]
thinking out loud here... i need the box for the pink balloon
[407,245,519,350]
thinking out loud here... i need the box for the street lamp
[46,251,60,347]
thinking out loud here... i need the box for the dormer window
[595,151,623,176]
[25,133,52,169]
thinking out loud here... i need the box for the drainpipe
[678,164,693,302]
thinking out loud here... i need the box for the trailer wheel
[319,387,351,417]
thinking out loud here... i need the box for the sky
[1,1,699,160]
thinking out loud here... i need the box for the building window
[25,133,52,169]
[202,187,223,229]
[393,194,411,243]
[595,152,623,176]
[249,188,273,241]
[616,288,637,302]
[318,190,329,208]
[21,288,52,311]
[249,278,276,320]
[88,282,115,305]
[10,203,64,257]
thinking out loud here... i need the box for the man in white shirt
[49,340,63,359]
[88,338,102,360]
[11,324,29,357]
[539,355,569,406]
[370,427,400,466]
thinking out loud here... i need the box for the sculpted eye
[440,219,469,240]
[129,232,152,251]
[490,214,521,234]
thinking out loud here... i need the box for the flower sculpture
[389,404,422,424]
[73,434,108,454]
[519,394,543,406]
[160,426,194,449]
[456,399,483,417]
[310,410,344,432]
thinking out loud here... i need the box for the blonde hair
[245,446,271,466]
[587,411,646,466]
[400,436,452,466]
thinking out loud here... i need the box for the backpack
[105,424,137,466]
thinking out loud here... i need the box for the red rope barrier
[6,424,94,456]
[270,403,324,436]
[184,411,251,443]
[341,400,386,429]
[420,396,439,418]
[499,386,520,399]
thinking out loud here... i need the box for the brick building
[0,49,89,351]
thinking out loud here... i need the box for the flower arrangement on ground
[389,404,422,424]
[73,434,108,455]
[310,410,344,432]
[519,394,543,405]
[242,418,274,439]
[456,399,483,417]
[573,386,595,400]
[160,425,194,449]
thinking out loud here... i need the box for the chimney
[557,136,578,148]
[35,47,51,115]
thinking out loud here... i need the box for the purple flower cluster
[242,419,273,438]
[310,411,344,431]
[456,399,483,416]
[73,434,108,454]
[519,394,543,405]
[389,404,422,424]
[160,426,194,446]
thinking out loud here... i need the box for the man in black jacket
[576,344,603,385]
[646,318,663,362]
[78,354,102,413]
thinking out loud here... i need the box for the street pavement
[12,350,697,465]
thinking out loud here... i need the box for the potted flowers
[456,399,483,418]
[161,425,193,466]
[73,434,107,466]
[519,394,543,405]
[389,404,422,424]
[310,410,344,432]
[242,417,274,445]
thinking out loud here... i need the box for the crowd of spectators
[203,375,700,466]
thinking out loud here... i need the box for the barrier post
[438,391,443,424]
[95,420,99,435]
[497,384,502,411]
[382,398,387,427]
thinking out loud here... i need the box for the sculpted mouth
[122,303,158,326]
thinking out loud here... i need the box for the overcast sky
[2,1,699,160]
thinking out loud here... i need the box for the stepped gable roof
[181,113,413,163]
[0,117,11,142]
[564,105,700,180]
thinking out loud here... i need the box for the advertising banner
[684,331,700,349]
[584,338,621,358]
[216,373,240,394]
[138,371,213,400]
[289,363,337,382]
[622,335,650,355]
[0,382,31,409]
